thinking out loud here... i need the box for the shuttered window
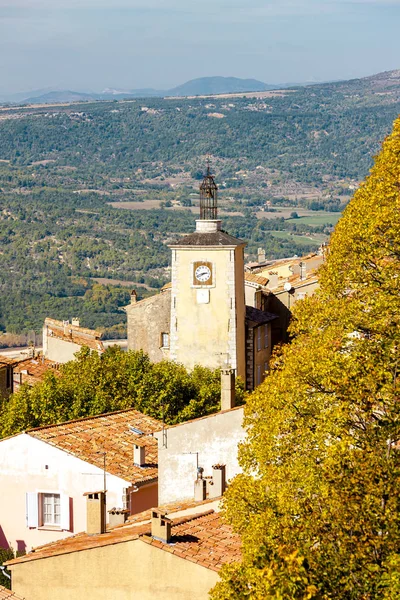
[257,327,262,351]
[264,325,269,348]
[26,492,71,530]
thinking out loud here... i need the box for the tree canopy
[0,346,245,439]
[211,117,400,598]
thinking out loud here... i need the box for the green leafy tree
[0,347,245,437]
[211,118,400,598]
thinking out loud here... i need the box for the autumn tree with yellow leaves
[211,117,400,599]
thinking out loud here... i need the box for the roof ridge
[27,408,161,434]
[168,508,215,529]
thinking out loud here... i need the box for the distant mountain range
[0,76,315,105]
[3,70,399,106]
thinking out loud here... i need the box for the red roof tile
[0,586,26,599]
[244,272,269,286]
[27,409,162,485]
[44,318,104,352]
[13,358,59,386]
[0,356,26,367]
[141,511,241,571]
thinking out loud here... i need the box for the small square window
[161,333,169,348]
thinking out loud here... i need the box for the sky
[0,0,400,95]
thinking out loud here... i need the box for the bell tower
[199,162,218,220]
[169,164,246,378]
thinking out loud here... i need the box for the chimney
[267,272,279,289]
[63,320,70,336]
[299,261,306,281]
[221,368,235,411]
[151,510,171,543]
[108,507,129,528]
[133,442,146,467]
[71,318,80,327]
[257,248,266,264]
[84,491,106,535]
[209,464,226,499]
[130,290,137,304]
[194,479,207,501]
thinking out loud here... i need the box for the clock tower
[169,166,246,378]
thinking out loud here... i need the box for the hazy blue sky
[0,0,400,94]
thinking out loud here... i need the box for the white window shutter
[26,492,39,528]
[60,494,70,531]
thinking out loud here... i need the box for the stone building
[127,168,276,389]
[246,251,324,343]
[126,286,171,364]
[43,318,105,364]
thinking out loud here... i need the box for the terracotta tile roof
[44,318,104,353]
[272,274,320,293]
[13,358,59,386]
[141,511,241,572]
[0,586,26,600]
[27,409,162,485]
[244,272,269,286]
[123,497,220,526]
[6,521,152,565]
[0,356,25,367]
[7,501,241,573]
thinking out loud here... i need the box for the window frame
[160,332,170,349]
[257,327,262,352]
[42,492,61,527]
[264,324,269,349]
[26,491,71,531]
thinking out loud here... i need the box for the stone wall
[126,289,171,363]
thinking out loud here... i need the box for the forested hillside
[0,69,399,337]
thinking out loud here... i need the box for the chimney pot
[194,478,207,502]
[209,464,226,499]
[257,248,266,264]
[84,491,106,535]
[151,510,171,543]
[133,443,146,467]
[108,507,129,527]
[220,368,235,411]
[71,318,80,327]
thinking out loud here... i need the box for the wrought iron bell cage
[199,166,218,220]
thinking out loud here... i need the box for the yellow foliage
[211,117,400,599]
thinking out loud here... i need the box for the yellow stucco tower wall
[169,221,246,379]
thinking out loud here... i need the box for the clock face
[195,265,211,283]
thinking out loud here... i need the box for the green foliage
[0,547,20,589]
[0,346,245,438]
[211,117,400,598]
